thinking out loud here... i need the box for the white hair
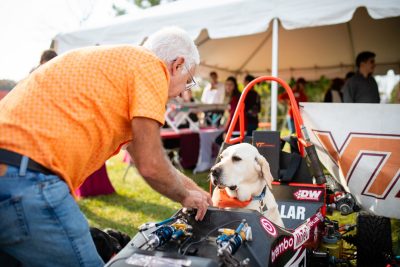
[143,26,200,73]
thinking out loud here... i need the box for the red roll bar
[224,76,305,155]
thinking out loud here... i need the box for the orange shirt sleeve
[128,60,169,125]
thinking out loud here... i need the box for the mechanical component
[320,224,342,259]
[138,216,177,231]
[148,225,175,248]
[325,175,359,216]
[216,220,252,256]
[333,192,356,215]
[217,234,243,255]
[301,125,326,185]
[139,216,193,249]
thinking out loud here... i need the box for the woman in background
[216,76,241,145]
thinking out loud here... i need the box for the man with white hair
[0,27,211,266]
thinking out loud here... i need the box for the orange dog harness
[216,189,252,208]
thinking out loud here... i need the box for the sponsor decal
[293,189,322,201]
[280,205,306,220]
[270,213,323,263]
[293,213,322,249]
[271,237,294,263]
[260,217,277,237]
[255,142,275,148]
[293,224,310,249]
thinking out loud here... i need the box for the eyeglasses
[183,64,197,91]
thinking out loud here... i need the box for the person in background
[342,51,380,103]
[278,77,308,134]
[0,27,211,267]
[324,77,344,103]
[215,76,241,145]
[243,74,261,136]
[201,71,225,104]
[30,49,58,73]
[201,71,225,126]
[40,49,58,65]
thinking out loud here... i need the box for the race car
[106,76,399,267]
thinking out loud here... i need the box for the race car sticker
[293,189,323,201]
[280,204,306,220]
[293,223,310,250]
[271,237,294,263]
[260,217,277,237]
[293,212,322,249]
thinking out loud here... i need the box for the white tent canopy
[54,0,400,80]
[53,0,400,129]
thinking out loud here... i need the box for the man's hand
[176,170,212,220]
[181,189,211,221]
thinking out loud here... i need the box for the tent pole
[271,18,278,131]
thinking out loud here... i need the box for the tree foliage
[133,0,177,9]
[112,4,128,16]
[113,0,177,16]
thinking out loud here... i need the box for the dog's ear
[255,154,273,189]
[104,228,131,248]
[90,227,120,263]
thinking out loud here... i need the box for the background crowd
[171,50,398,137]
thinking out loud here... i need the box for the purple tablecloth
[75,164,115,198]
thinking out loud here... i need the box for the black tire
[356,212,392,267]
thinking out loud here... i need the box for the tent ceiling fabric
[197,8,400,80]
[54,0,400,80]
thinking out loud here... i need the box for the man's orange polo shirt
[0,45,169,192]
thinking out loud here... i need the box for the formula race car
[106,76,399,267]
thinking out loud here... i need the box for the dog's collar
[252,186,269,214]
[252,186,266,201]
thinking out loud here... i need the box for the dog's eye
[232,156,242,162]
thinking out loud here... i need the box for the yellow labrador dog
[210,143,284,227]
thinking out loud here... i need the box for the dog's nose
[211,167,222,178]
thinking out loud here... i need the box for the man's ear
[255,154,273,189]
[170,56,185,76]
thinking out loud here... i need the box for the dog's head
[210,143,273,201]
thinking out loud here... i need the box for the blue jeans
[0,165,104,267]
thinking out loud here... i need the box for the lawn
[78,150,399,255]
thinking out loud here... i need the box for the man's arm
[128,117,211,220]
[176,169,210,194]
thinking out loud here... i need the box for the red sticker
[260,217,277,237]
